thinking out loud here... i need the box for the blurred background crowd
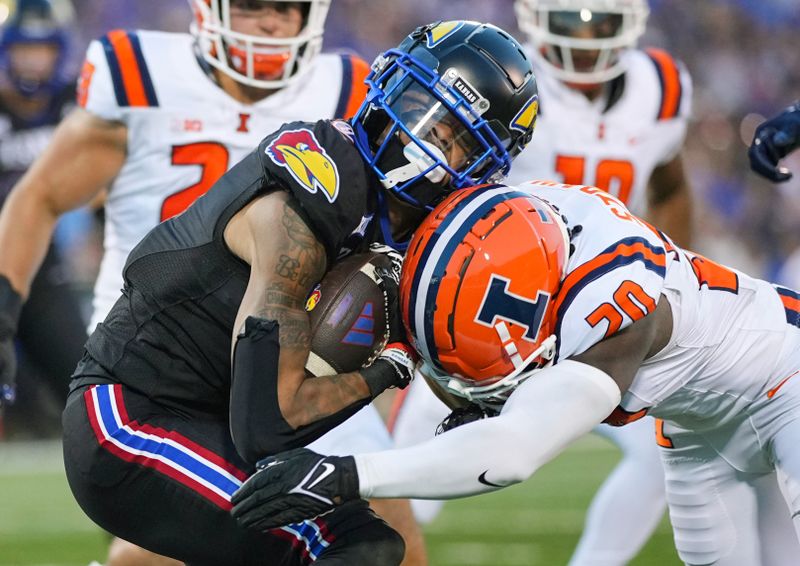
[1,0,798,438]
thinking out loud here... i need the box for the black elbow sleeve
[230,317,369,464]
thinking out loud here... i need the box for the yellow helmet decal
[426,21,464,48]
[510,95,539,134]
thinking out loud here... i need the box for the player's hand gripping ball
[304,251,395,377]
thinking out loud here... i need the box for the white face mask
[515,0,649,84]
[188,0,330,89]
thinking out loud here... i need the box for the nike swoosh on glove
[231,448,360,531]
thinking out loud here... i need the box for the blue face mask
[352,48,513,215]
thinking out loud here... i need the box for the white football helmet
[189,0,330,89]
[514,0,649,84]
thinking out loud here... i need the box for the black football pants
[62,383,404,566]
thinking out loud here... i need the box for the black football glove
[436,404,497,435]
[361,342,417,398]
[749,102,800,182]
[368,243,405,344]
[360,243,417,397]
[231,448,360,532]
[0,275,22,408]
[369,243,402,289]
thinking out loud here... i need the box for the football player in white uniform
[391,1,693,562]
[231,182,800,566]
[0,1,426,565]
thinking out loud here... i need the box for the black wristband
[360,357,398,399]
[337,456,361,502]
[0,274,22,339]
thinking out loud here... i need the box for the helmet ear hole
[487,119,513,156]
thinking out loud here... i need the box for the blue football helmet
[0,0,73,96]
[351,21,539,249]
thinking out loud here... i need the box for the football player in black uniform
[0,0,86,436]
[56,21,539,566]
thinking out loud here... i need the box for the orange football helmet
[400,184,569,408]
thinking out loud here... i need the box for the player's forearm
[0,183,61,297]
[647,156,693,249]
[649,188,692,249]
[288,370,372,426]
[230,317,372,462]
[355,361,621,500]
[250,306,374,427]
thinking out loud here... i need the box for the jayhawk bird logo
[266,129,340,203]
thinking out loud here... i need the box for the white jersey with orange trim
[525,180,800,431]
[509,48,692,217]
[78,30,369,329]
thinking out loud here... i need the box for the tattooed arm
[225,190,374,458]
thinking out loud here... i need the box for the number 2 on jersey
[161,142,230,221]
[555,155,635,204]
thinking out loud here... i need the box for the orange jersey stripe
[639,218,676,255]
[343,56,370,119]
[107,29,149,107]
[554,240,666,314]
[780,293,800,313]
[646,48,682,120]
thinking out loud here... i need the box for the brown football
[304,252,390,377]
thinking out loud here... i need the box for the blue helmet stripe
[408,186,532,369]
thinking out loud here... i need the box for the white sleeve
[79,39,125,122]
[656,60,693,165]
[354,360,621,499]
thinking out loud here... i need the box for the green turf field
[0,438,680,566]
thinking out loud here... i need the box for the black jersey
[0,81,74,199]
[75,120,381,416]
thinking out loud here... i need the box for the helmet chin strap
[435,323,558,407]
[381,140,448,189]
[495,321,525,370]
